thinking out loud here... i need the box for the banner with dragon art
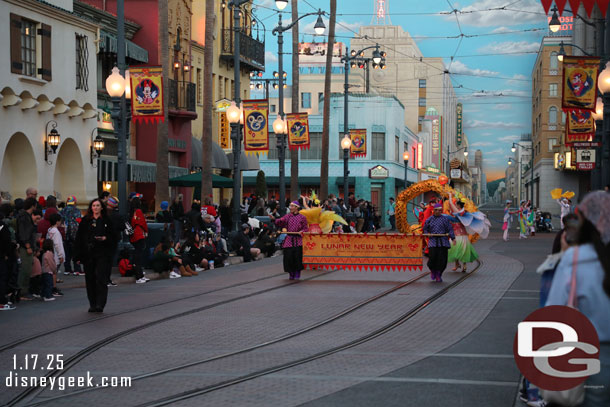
[566,109,595,144]
[350,129,367,158]
[562,56,601,111]
[286,113,310,151]
[242,99,269,155]
[130,66,164,123]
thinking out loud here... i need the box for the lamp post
[592,96,603,189]
[511,142,534,204]
[249,71,285,100]
[403,151,410,189]
[227,101,242,232]
[597,62,610,189]
[341,135,351,198]
[273,7,325,214]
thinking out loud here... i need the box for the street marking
[500,297,539,300]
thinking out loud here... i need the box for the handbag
[539,246,585,407]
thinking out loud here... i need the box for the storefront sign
[302,233,423,271]
[130,66,164,123]
[219,111,230,149]
[286,112,310,151]
[350,129,367,158]
[562,56,601,111]
[369,165,389,179]
[242,99,269,155]
[572,142,601,147]
[417,142,423,169]
[577,162,595,170]
[450,169,461,179]
[456,103,463,146]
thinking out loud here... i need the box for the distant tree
[255,170,267,199]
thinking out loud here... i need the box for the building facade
[1,0,98,204]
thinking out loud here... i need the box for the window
[301,132,321,159]
[549,83,558,97]
[549,106,557,124]
[270,104,276,113]
[419,79,426,88]
[301,92,311,109]
[550,52,558,70]
[10,14,52,80]
[548,138,557,151]
[394,136,399,162]
[21,19,37,77]
[318,92,323,103]
[418,97,426,107]
[196,68,202,104]
[75,34,88,90]
[418,116,424,126]
[371,132,385,160]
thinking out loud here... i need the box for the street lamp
[403,151,410,189]
[227,100,243,231]
[592,97,603,189]
[343,44,386,93]
[273,6,326,214]
[341,135,351,199]
[90,129,105,166]
[44,120,61,164]
[556,41,592,62]
[598,62,610,189]
[548,6,561,33]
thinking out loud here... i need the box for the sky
[251,0,550,181]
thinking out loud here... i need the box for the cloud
[493,104,513,110]
[464,120,525,129]
[265,51,278,64]
[451,0,546,27]
[253,0,274,8]
[491,27,511,34]
[470,141,493,147]
[479,41,540,54]
[449,60,499,76]
[498,135,521,142]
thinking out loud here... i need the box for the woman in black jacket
[74,199,117,313]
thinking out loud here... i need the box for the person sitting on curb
[233,224,261,263]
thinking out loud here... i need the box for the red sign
[577,162,595,170]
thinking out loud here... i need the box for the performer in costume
[503,200,520,241]
[271,201,309,280]
[519,200,530,239]
[423,203,455,282]
[557,198,571,229]
[446,195,485,272]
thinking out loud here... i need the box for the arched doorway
[53,138,85,202]
[0,133,38,199]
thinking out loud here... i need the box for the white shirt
[46,226,65,265]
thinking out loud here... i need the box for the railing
[168,79,196,112]
[221,29,265,71]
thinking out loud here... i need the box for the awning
[226,151,260,171]
[169,172,234,188]
[191,137,231,170]
[243,176,355,186]
[97,158,188,182]
[99,31,149,63]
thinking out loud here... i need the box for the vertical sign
[349,129,367,158]
[431,117,440,169]
[219,111,230,149]
[417,142,423,169]
[242,99,269,155]
[286,112,310,150]
[456,103,463,146]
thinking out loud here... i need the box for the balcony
[220,29,265,71]
[168,79,196,113]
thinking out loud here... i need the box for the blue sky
[251,0,549,180]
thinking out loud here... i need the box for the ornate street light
[44,120,61,164]
[372,49,382,65]
[90,128,105,166]
[314,15,326,35]
[463,147,469,157]
[105,67,126,98]
[226,101,241,124]
[341,135,351,200]
[403,151,410,189]
[275,0,288,10]
[548,6,561,33]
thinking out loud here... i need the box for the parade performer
[503,200,520,242]
[557,198,571,229]
[519,201,530,239]
[446,194,489,272]
[423,203,455,282]
[271,201,309,280]
[299,191,347,233]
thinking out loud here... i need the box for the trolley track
[21,270,431,406]
[134,260,483,407]
[4,269,339,407]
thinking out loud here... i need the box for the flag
[562,56,601,112]
[130,66,164,123]
[350,129,367,158]
[242,99,269,155]
[566,109,594,144]
[286,113,310,151]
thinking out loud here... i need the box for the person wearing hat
[61,196,83,276]
[232,223,260,263]
[270,201,309,280]
[423,203,455,282]
[156,201,172,224]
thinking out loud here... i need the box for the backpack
[61,206,81,241]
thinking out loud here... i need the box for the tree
[201,0,215,200]
[290,0,300,200]
[320,0,336,199]
[155,0,170,211]
[255,170,267,198]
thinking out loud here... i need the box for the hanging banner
[456,103,463,146]
[566,109,595,143]
[561,56,601,112]
[242,99,269,155]
[286,112,310,151]
[350,129,367,158]
[130,66,164,123]
[302,233,423,271]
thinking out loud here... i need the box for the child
[46,213,64,296]
[119,249,134,277]
[41,240,56,301]
[29,247,42,299]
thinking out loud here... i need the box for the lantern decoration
[438,174,449,185]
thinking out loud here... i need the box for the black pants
[0,258,8,305]
[389,215,396,230]
[131,240,146,280]
[427,247,449,273]
[283,246,303,274]
[63,240,81,273]
[84,255,110,310]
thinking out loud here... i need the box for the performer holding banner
[271,201,308,280]
[423,204,455,282]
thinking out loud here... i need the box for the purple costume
[423,214,455,282]
[274,212,308,280]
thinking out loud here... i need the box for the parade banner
[242,99,269,155]
[350,129,367,158]
[286,112,310,151]
[130,66,164,123]
[561,56,600,111]
[302,233,423,271]
[566,109,595,143]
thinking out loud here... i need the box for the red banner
[302,233,423,271]
[349,129,367,158]
[286,113,310,151]
[566,109,595,143]
[130,66,164,124]
[549,0,609,17]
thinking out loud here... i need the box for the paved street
[0,205,557,407]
